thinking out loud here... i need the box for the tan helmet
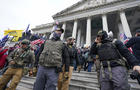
[21,39,30,45]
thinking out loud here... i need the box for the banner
[4,30,23,42]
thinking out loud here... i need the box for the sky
[0,0,81,40]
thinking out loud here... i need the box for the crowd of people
[0,25,140,90]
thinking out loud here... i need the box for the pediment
[53,0,105,18]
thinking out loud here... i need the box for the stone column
[120,11,132,37]
[80,35,84,47]
[102,14,108,33]
[86,17,91,46]
[60,22,66,40]
[72,20,78,39]
[76,29,81,47]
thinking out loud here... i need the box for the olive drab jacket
[7,47,35,68]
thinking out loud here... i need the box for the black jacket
[66,45,80,66]
[125,36,140,61]
[90,39,139,67]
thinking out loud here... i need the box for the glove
[9,60,15,65]
[63,72,69,81]
[133,66,140,73]
[29,69,33,76]
[77,65,81,73]
[33,67,37,76]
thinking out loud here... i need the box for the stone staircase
[69,71,140,90]
[16,71,140,90]
[69,71,99,90]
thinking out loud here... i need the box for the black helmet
[136,29,140,33]
[97,30,108,40]
[21,39,30,45]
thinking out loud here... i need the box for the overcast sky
[0,0,81,39]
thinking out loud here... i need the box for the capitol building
[32,0,140,47]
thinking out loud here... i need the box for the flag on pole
[55,21,59,25]
[25,24,30,33]
[2,34,9,41]
[120,33,133,54]
[120,33,127,42]
[123,33,127,40]
[0,34,9,47]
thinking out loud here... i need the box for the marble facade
[32,0,140,47]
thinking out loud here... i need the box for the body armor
[97,42,127,79]
[8,48,34,68]
[97,42,120,61]
[39,40,63,67]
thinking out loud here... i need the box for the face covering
[69,42,73,45]
[53,32,61,40]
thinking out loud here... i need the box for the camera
[130,70,140,84]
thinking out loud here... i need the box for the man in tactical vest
[33,25,70,90]
[0,39,35,90]
[90,30,140,90]
[58,37,81,90]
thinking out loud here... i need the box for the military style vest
[9,48,34,68]
[97,41,128,79]
[39,40,63,67]
[97,42,120,61]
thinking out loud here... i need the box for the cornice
[53,0,86,17]
[32,22,54,31]
[53,0,129,18]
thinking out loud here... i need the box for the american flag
[0,34,9,47]
[55,21,59,25]
[120,33,133,54]
[120,33,127,42]
[120,33,127,40]
[31,39,44,46]
[30,39,44,50]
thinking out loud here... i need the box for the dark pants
[73,60,77,71]
[100,66,130,90]
[87,61,94,72]
[33,66,58,90]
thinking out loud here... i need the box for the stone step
[16,85,32,90]
[73,72,138,84]
[16,83,33,90]
[71,71,140,90]
[70,80,99,88]
[69,83,100,90]
[130,84,140,90]
[16,71,140,90]
[72,71,97,79]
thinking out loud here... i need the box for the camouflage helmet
[66,37,75,41]
[21,39,30,45]
[97,30,108,40]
